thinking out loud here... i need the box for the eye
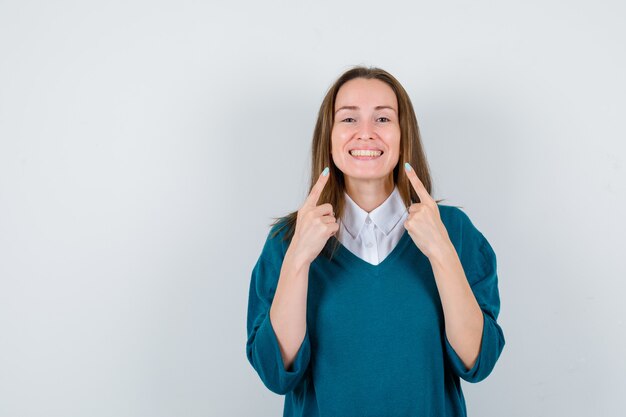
[377,117,391,123]
[341,117,356,123]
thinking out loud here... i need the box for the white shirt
[337,185,409,266]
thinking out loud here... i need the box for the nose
[357,119,375,140]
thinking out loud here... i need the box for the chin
[342,171,394,182]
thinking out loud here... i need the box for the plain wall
[1,0,624,416]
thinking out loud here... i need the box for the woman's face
[331,78,401,188]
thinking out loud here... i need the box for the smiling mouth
[349,150,383,158]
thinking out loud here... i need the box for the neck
[345,175,395,212]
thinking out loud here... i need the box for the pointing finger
[303,166,330,208]
[404,162,433,205]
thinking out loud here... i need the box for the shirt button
[365,218,371,225]
[365,242,373,248]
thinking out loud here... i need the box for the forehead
[335,78,398,108]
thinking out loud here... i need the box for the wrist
[428,240,458,267]
[284,239,312,271]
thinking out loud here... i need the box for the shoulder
[250,220,292,296]
[437,204,474,235]
[438,203,497,275]
[259,219,292,267]
[437,203,490,251]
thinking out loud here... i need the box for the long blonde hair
[270,66,445,260]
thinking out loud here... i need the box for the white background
[1,0,624,416]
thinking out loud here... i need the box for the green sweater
[246,204,505,416]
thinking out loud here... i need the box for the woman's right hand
[288,167,339,266]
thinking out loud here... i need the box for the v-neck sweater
[246,204,505,417]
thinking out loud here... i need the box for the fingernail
[404,162,412,171]
[322,167,329,176]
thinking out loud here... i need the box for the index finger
[404,162,434,205]
[303,166,330,208]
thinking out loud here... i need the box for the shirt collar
[342,185,407,239]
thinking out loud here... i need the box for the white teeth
[350,150,382,157]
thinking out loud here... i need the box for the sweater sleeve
[443,209,506,383]
[245,233,311,395]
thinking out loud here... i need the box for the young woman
[246,66,505,417]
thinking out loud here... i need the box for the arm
[402,163,505,383]
[269,242,311,371]
[245,240,312,395]
[430,242,484,371]
[436,217,505,383]
[246,168,337,394]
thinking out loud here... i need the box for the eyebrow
[334,105,397,115]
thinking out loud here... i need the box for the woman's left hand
[403,163,453,260]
